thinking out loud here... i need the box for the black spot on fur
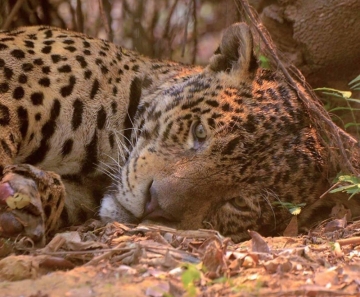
[33,58,43,65]
[84,70,92,79]
[51,55,61,63]
[124,77,142,142]
[0,43,8,50]
[60,75,76,97]
[97,106,107,130]
[62,139,73,156]
[76,56,87,68]
[222,137,241,155]
[31,92,44,105]
[90,79,99,99]
[64,46,76,52]
[24,40,34,48]
[17,106,29,138]
[72,99,84,131]
[24,100,60,164]
[38,77,50,87]
[18,74,27,84]
[44,29,53,38]
[22,63,34,72]
[58,65,72,73]
[0,104,10,126]
[111,102,117,114]
[41,46,52,54]
[4,67,13,80]
[1,140,12,157]
[10,49,25,59]
[108,132,114,149]
[205,100,219,107]
[132,65,139,71]
[63,39,75,45]
[13,86,25,99]
[81,131,98,174]
[0,83,9,93]
[42,66,50,74]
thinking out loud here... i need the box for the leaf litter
[0,213,360,296]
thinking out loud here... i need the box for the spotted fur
[0,23,355,243]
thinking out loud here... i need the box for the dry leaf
[248,230,270,253]
[330,203,352,220]
[283,215,298,237]
[263,256,292,274]
[314,268,339,287]
[201,238,226,278]
[145,282,170,297]
[242,255,257,268]
[325,214,347,232]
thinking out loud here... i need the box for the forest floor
[0,216,360,297]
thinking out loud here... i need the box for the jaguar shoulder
[0,23,356,244]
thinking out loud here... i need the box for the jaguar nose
[142,181,177,222]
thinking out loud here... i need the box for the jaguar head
[100,23,329,242]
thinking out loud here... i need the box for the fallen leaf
[242,255,257,268]
[314,268,339,287]
[145,282,170,297]
[325,214,347,232]
[331,203,352,220]
[201,239,226,278]
[283,215,298,237]
[263,256,292,274]
[248,230,270,253]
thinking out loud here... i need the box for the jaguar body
[0,23,354,243]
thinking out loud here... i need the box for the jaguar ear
[209,23,256,76]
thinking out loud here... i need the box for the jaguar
[0,22,357,245]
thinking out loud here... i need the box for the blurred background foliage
[0,0,241,64]
[1,0,359,135]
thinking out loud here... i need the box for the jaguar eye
[193,122,207,141]
[230,197,247,211]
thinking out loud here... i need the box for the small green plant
[315,74,360,135]
[273,201,306,215]
[330,175,360,199]
[315,75,360,197]
[259,54,271,69]
[181,263,202,297]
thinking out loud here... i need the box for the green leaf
[346,98,360,104]
[259,55,271,69]
[329,107,360,112]
[337,175,360,184]
[181,263,201,297]
[330,184,357,193]
[315,88,352,98]
[345,122,360,129]
[349,74,360,85]
[349,81,360,90]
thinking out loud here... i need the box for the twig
[76,0,84,33]
[98,0,110,39]
[337,236,360,247]
[191,0,197,64]
[181,0,192,57]
[84,242,126,266]
[2,0,26,30]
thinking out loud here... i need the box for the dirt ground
[0,215,360,297]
